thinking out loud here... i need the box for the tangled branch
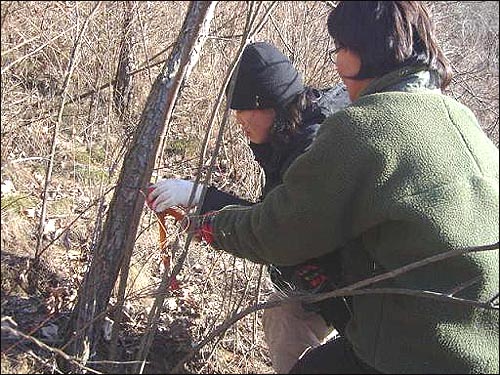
[171,241,499,372]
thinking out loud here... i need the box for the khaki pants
[263,292,338,374]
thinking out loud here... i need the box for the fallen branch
[1,326,102,374]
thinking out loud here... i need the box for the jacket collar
[250,103,322,166]
[359,65,442,97]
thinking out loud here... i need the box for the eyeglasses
[328,46,344,64]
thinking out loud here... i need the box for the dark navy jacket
[200,85,350,213]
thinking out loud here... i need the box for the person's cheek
[337,49,362,78]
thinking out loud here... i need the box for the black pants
[289,336,381,374]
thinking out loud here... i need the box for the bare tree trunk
[113,0,136,123]
[61,1,217,371]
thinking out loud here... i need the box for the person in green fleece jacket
[151,1,499,373]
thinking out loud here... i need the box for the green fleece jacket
[211,66,499,373]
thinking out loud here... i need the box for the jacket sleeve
[211,113,377,266]
[200,186,254,214]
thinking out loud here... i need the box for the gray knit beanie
[227,42,304,110]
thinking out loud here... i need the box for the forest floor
[1,159,274,374]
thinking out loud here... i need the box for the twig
[1,34,40,56]
[269,13,294,56]
[171,242,499,371]
[0,0,14,30]
[1,24,78,74]
[33,2,101,272]
[160,3,265,347]
[140,42,176,69]
[2,156,50,165]
[133,238,184,373]
[76,44,176,102]
[252,264,264,344]
[447,276,482,296]
[3,312,56,355]
[303,242,499,305]
[193,0,276,205]
[331,287,499,310]
[171,298,283,373]
[136,3,153,86]
[488,292,500,305]
[158,3,266,372]
[250,1,279,36]
[86,359,148,365]
[173,280,499,373]
[1,326,102,374]
[227,256,237,314]
[0,194,31,210]
[36,185,116,259]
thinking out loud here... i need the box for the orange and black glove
[173,211,217,245]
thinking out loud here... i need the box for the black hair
[327,1,452,90]
[270,88,314,147]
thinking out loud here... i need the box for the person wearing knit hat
[148,41,351,373]
[228,41,305,110]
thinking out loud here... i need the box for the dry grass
[1,1,498,374]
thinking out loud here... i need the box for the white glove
[148,178,203,213]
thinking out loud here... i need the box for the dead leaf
[1,180,15,195]
[42,219,57,238]
[22,208,37,218]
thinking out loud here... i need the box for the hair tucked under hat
[227,42,305,110]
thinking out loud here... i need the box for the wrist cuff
[198,211,217,245]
